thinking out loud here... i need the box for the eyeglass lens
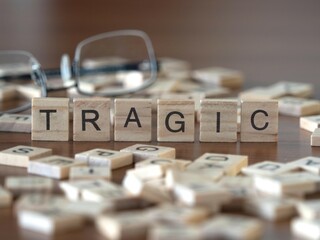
[0,53,42,113]
[76,35,153,95]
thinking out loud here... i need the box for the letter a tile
[114,99,152,141]
[157,99,195,142]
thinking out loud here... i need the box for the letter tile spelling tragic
[31,98,278,142]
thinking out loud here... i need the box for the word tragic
[31,97,279,143]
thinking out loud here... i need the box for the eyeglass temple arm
[0,60,160,80]
[75,60,160,77]
[0,69,61,80]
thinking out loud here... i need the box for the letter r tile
[73,98,111,141]
[240,100,278,142]
[32,98,69,141]
[157,99,195,142]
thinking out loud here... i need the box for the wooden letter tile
[297,199,320,220]
[148,224,202,240]
[5,176,54,194]
[218,176,254,210]
[157,99,195,142]
[287,156,320,174]
[241,161,294,176]
[0,187,12,208]
[165,169,210,190]
[16,84,42,99]
[300,115,320,132]
[202,215,263,240]
[32,97,69,141]
[0,83,16,101]
[15,194,68,213]
[78,75,116,93]
[81,187,144,212]
[145,79,181,96]
[28,155,85,179]
[291,218,320,240]
[135,157,191,171]
[69,166,111,180]
[278,97,320,117]
[120,144,175,163]
[200,99,238,142]
[15,193,112,220]
[17,208,85,235]
[194,153,248,176]
[0,145,52,167]
[253,172,320,197]
[122,165,164,198]
[240,100,278,142]
[96,211,149,240]
[114,99,152,141]
[244,196,297,221]
[73,98,110,141]
[311,128,320,146]
[141,179,174,203]
[269,81,313,98]
[0,114,31,133]
[158,57,191,77]
[123,176,171,204]
[75,148,133,169]
[59,179,116,201]
[192,67,244,89]
[186,162,224,181]
[239,87,283,100]
[147,205,209,225]
[173,179,231,208]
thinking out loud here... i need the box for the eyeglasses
[0,29,157,114]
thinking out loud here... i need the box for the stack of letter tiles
[2,57,320,240]
[0,143,319,239]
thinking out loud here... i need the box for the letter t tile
[32,98,69,141]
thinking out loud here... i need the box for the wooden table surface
[1,1,320,239]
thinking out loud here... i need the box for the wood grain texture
[200,99,238,142]
[300,115,320,132]
[279,97,320,117]
[0,145,52,168]
[0,114,31,133]
[1,0,320,239]
[32,98,69,141]
[114,99,152,142]
[120,144,176,163]
[311,128,320,147]
[240,100,278,142]
[73,98,111,141]
[157,99,195,142]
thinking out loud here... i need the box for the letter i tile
[240,100,278,142]
[200,99,238,142]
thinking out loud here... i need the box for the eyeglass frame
[0,29,158,113]
[0,50,48,113]
[71,29,158,97]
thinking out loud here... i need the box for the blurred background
[0,0,320,88]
